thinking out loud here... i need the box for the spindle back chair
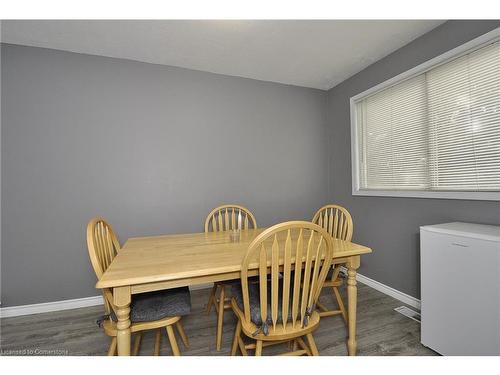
[87,217,121,319]
[204,204,257,232]
[204,204,258,351]
[312,204,353,241]
[312,204,354,321]
[231,221,333,356]
[87,217,189,356]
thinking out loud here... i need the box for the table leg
[346,256,360,356]
[114,286,131,356]
[216,285,225,351]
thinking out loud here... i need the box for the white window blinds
[355,39,500,193]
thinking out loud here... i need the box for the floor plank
[0,283,437,356]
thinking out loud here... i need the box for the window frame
[350,27,500,201]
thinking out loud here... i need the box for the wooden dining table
[96,228,372,356]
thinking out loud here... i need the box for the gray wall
[326,20,500,299]
[3,20,500,308]
[1,44,328,306]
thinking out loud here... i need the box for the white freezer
[420,222,500,355]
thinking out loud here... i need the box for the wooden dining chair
[204,204,257,351]
[312,204,353,322]
[230,221,333,356]
[87,217,191,356]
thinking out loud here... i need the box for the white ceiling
[1,20,445,90]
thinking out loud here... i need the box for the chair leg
[306,333,319,356]
[216,285,225,351]
[255,340,263,356]
[133,333,142,356]
[238,336,248,356]
[296,337,312,356]
[107,337,117,356]
[214,285,220,314]
[175,320,189,348]
[166,325,181,356]
[206,284,217,315]
[331,265,341,280]
[316,301,329,312]
[333,286,348,323]
[154,329,162,356]
[231,320,241,356]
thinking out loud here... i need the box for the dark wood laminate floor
[0,283,437,356]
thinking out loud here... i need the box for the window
[351,28,500,201]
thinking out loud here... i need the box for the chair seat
[232,282,296,332]
[327,267,335,279]
[216,279,243,286]
[112,287,191,323]
[230,298,321,341]
[217,276,259,287]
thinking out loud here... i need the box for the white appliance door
[421,230,500,355]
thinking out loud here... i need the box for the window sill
[352,189,500,201]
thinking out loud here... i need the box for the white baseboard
[340,267,421,310]
[0,295,105,318]
[0,284,214,318]
[1,274,420,318]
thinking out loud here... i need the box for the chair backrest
[312,204,353,241]
[86,217,121,315]
[240,221,333,332]
[204,204,257,232]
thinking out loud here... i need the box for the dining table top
[96,228,372,290]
